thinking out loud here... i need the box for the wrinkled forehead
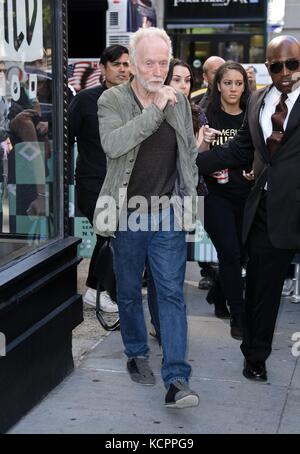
[267,42,300,62]
[135,37,169,61]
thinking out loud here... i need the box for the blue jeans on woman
[112,207,191,387]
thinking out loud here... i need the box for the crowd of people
[68,28,300,409]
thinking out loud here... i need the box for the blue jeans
[146,263,161,345]
[112,208,191,387]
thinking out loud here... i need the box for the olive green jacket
[93,82,199,236]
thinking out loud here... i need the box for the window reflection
[0,0,57,267]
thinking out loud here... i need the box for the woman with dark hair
[165,58,207,146]
[202,61,253,340]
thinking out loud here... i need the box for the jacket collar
[282,90,300,142]
[255,84,300,159]
[253,85,272,163]
[126,81,187,141]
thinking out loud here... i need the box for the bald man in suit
[197,35,300,381]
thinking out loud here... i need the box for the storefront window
[249,34,265,63]
[169,25,266,75]
[0,0,60,267]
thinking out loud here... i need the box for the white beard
[135,71,164,94]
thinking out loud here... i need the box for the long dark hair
[165,58,203,134]
[165,58,194,98]
[206,61,250,130]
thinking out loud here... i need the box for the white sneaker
[282,278,294,297]
[83,288,97,307]
[83,288,118,312]
[99,291,118,313]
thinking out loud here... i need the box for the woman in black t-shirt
[203,61,252,340]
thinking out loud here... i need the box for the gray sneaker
[165,380,199,409]
[127,358,155,385]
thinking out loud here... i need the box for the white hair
[129,27,173,66]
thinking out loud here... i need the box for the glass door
[173,33,261,89]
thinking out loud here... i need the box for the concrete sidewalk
[10,263,300,434]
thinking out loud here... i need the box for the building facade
[269,0,300,42]
[0,0,82,433]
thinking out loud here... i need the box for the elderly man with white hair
[93,27,200,408]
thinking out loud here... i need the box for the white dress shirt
[259,84,300,189]
[260,84,300,142]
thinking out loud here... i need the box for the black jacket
[68,84,107,193]
[196,86,300,250]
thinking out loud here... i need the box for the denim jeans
[112,207,191,387]
[146,263,161,345]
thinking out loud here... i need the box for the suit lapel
[281,92,300,145]
[253,86,272,163]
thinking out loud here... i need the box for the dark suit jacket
[196,85,300,250]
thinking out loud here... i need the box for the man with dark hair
[69,45,130,311]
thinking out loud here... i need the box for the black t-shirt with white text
[205,110,253,199]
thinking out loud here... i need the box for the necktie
[266,93,288,154]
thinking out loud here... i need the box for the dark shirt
[204,110,252,199]
[68,84,107,193]
[127,93,178,210]
[197,90,211,113]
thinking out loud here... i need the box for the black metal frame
[52,0,69,238]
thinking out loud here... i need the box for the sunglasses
[267,59,300,74]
